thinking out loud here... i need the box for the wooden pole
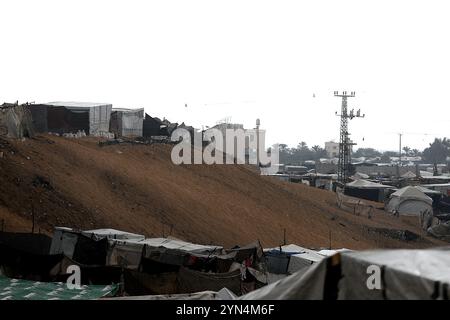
[31,201,35,234]
[329,230,332,249]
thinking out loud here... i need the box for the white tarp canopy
[239,248,450,300]
[386,186,433,216]
[346,180,394,189]
[81,228,145,241]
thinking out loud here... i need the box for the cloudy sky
[1,0,449,151]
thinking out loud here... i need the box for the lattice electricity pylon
[334,91,365,184]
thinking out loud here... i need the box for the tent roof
[126,237,223,254]
[264,244,325,263]
[401,171,417,179]
[414,185,442,195]
[112,107,144,113]
[352,172,370,179]
[82,228,145,241]
[44,101,112,108]
[346,179,394,189]
[390,186,433,204]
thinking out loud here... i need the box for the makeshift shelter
[143,114,171,137]
[344,179,394,202]
[34,102,112,135]
[0,103,34,138]
[238,248,450,300]
[386,186,433,216]
[264,244,325,274]
[110,108,144,137]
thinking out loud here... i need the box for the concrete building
[325,141,339,158]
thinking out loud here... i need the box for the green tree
[353,148,382,158]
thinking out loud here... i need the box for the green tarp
[0,275,118,300]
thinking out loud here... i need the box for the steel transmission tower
[334,91,365,183]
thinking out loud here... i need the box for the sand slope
[0,135,443,249]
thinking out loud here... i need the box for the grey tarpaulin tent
[386,186,433,216]
[110,108,144,137]
[264,244,326,274]
[345,179,394,202]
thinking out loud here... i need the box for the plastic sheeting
[49,228,78,258]
[43,102,112,135]
[105,288,237,300]
[177,267,242,295]
[239,248,450,300]
[265,244,326,274]
[110,108,144,137]
[0,104,34,138]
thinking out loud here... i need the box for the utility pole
[334,91,365,184]
[398,133,402,167]
[256,118,260,166]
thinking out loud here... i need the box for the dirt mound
[0,135,444,249]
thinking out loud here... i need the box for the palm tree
[402,146,411,156]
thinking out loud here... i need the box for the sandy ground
[0,135,445,249]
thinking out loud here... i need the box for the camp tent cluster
[2,228,450,300]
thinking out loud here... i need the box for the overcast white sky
[1,0,449,151]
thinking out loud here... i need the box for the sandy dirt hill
[0,135,445,249]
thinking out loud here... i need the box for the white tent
[386,186,433,216]
[401,171,417,179]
